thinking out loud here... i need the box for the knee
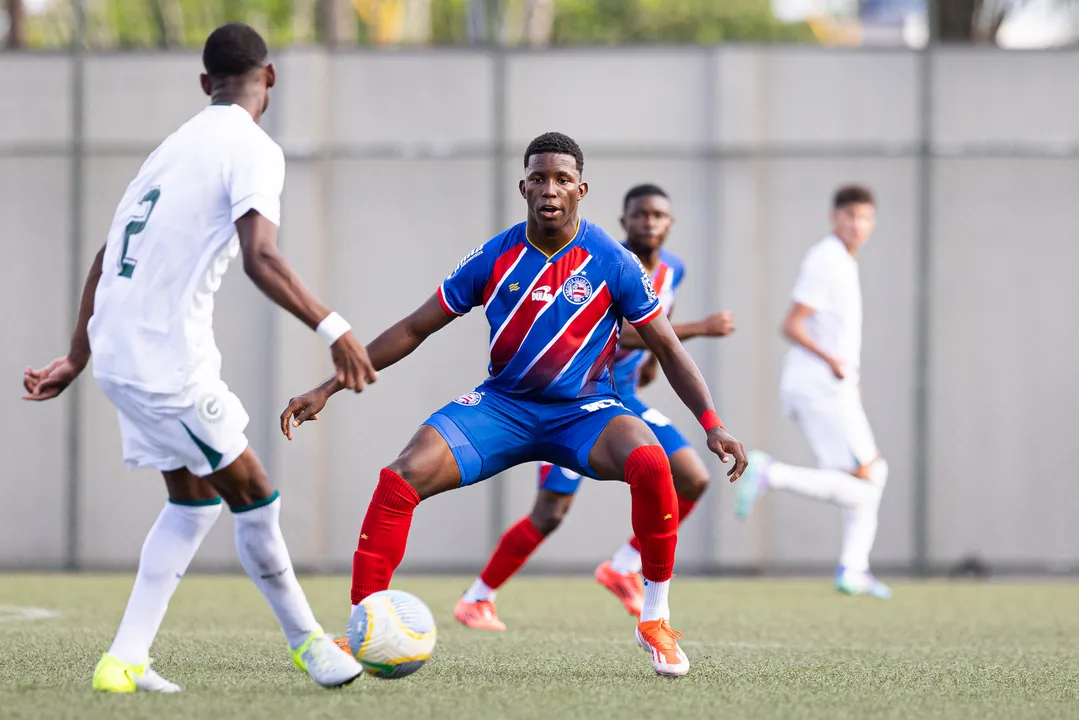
[623,444,670,488]
[530,496,573,536]
[385,458,428,501]
[672,468,710,501]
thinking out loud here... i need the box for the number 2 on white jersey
[118,187,161,278]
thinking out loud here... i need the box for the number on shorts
[118,187,161,278]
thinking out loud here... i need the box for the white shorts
[96,377,250,478]
[781,387,878,472]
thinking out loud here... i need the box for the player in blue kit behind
[280,133,747,677]
[452,184,737,629]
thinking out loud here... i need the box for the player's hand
[706,427,748,481]
[22,355,84,401]
[330,331,378,393]
[826,356,847,380]
[279,388,330,441]
[700,312,735,337]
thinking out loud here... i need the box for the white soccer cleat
[292,632,364,688]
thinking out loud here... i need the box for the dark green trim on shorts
[168,496,224,507]
[180,421,224,471]
[232,490,280,514]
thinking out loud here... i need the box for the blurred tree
[550,0,815,44]
[15,0,814,48]
[6,0,27,48]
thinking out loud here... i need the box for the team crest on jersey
[453,391,483,407]
[562,275,593,305]
[197,392,225,424]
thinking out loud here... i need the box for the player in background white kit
[22,24,378,692]
[734,185,891,599]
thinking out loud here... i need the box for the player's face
[621,195,673,254]
[519,153,587,231]
[831,201,875,249]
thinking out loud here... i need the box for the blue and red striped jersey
[611,247,686,396]
[437,218,661,400]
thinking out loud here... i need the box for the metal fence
[2,43,1078,575]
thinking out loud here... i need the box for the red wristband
[699,409,724,431]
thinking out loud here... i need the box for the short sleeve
[437,245,489,317]
[668,253,687,290]
[790,246,830,312]
[617,249,663,327]
[228,136,285,227]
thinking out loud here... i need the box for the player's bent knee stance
[624,445,678,583]
[529,492,575,536]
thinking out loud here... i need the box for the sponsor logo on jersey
[509,282,520,292]
[632,254,659,303]
[580,398,624,413]
[448,246,483,278]
[531,285,555,303]
[562,275,593,305]
[197,393,225,424]
[453,391,483,407]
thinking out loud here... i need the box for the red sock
[478,516,546,590]
[351,468,420,605]
[628,491,697,554]
[624,445,677,582]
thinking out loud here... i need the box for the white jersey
[780,235,862,400]
[88,103,284,395]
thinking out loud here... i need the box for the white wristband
[316,311,351,345]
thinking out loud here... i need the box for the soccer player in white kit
[22,24,377,691]
[734,185,891,599]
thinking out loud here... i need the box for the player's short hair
[202,23,269,78]
[833,184,875,209]
[523,132,584,174]
[623,184,669,212]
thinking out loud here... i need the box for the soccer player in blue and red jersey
[279,133,747,677]
[453,184,736,630]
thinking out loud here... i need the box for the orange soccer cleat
[453,598,507,631]
[594,560,644,617]
[635,618,690,677]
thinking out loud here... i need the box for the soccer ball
[347,590,437,679]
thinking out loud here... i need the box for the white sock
[640,578,670,623]
[109,501,221,665]
[839,460,888,574]
[766,461,877,508]
[609,542,642,575]
[461,577,496,603]
[233,494,319,650]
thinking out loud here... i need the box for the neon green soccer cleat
[92,653,181,693]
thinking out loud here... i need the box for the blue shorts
[423,386,636,487]
[538,393,691,495]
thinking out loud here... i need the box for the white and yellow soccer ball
[347,590,437,679]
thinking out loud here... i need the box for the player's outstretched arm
[617,311,735,350]
[635,314,748,480]
[23,244,106,401]
[279,293,454,439]
[236,210,376,393]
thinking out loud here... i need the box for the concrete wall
[1,47,1075,573]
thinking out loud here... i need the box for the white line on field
[0,605,62,623]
